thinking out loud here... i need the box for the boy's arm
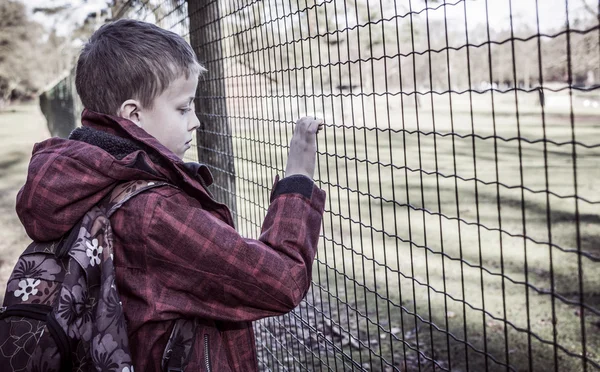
[141,176,324,322]
[139,117,326,322]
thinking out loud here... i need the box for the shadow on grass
[300,178,599,371]
[282,270,600,372]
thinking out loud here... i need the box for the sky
[436,0,597,33]
[19,0,111,37]
[18,0,598,38]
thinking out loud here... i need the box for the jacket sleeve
[143,175,326,322]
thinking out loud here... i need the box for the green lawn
[3,96,598,371]
[224,91,600,372]
[0,103,51,303]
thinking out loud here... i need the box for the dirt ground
[0,102,51,301]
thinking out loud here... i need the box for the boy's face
[122,73,200,159]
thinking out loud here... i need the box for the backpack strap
[54,180,170,258]
[103,180,171,217]
[106,180,199,371]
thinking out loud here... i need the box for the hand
[285,116,324,179]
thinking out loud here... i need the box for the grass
[222,91,600,371]
[1,96,598,371]
[0,103,51,303]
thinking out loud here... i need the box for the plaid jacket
[15,109,326,371]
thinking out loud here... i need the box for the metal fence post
[187,0,237,219]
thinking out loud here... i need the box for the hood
[16,108,228,242]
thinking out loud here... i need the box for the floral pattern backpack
[0,180,197,372]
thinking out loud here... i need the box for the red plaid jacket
[15,109,326,371]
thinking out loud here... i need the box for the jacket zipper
[0,304,72,371]
[204,334,212,372]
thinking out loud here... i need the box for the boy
[16,19,325,371]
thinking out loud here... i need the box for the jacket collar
[76,108,214,187]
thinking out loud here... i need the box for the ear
[116,99,143,127]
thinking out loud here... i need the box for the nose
[189,112,200,132]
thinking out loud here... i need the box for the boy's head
[75,19,205,159]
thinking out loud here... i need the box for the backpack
[1,180,197,372]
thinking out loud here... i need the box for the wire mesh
[44,0,600,371]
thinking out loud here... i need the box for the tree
[0,1,71,105]
[0,0,34,102]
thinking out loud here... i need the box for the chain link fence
[39,71,82,139]
[41,0,600,371]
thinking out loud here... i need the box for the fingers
[287,117,322,179]
[317,122,324,133]
[296,116,325,135]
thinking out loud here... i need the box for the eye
[180,108,192,115]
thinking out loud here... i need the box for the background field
[205,90,600,371]
[0,104,50,300]
[2,93,598,372]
